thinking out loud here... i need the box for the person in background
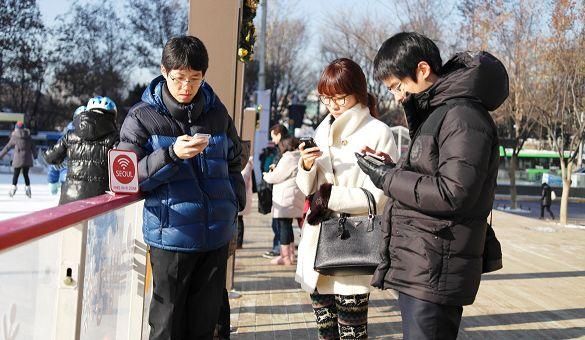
[0,121,37,198]
[44,97,118,205]
[261,123,291,259]
[540,182,555,219]
[263,136,305,265]
[238,140,253,248]
[47,105,85,195]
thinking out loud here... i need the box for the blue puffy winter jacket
[118,76,245,252]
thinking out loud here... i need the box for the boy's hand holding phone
[173,134,210,159]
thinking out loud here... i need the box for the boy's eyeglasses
[168,73,205,88]
[319,95,348,106]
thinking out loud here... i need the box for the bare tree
[462,0,542,209]
[536,0,585,224]
[51,0,132,109]
[125,0,188,71]
[377,0,455,56]
[319,12,403,126]
[0,0,46,130]
[264,3,315,124]
[457,0,504,51]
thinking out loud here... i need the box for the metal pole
[578,111,584,168]
[257,0,267,92]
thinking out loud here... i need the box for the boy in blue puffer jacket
[118,35,245,340]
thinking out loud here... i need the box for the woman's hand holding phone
[299,137,322,170]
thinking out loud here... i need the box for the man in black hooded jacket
[356,32,507,339]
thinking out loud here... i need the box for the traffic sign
[108,149,139,194]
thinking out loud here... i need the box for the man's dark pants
[398,292,463,340]
[149,244,229,340]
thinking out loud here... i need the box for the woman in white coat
[296,58,397,339]
[263,137,305,265]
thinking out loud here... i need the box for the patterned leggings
[310,292,369,339]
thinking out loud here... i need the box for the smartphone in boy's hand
[191,133,211,145]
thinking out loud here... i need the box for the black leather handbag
[314,188,383,276]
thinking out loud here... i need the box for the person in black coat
[357,32,507,340]
[540,183,555,219]
[44,97,119,205]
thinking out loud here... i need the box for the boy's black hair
[162,36,209,74]
[373,32,442,82]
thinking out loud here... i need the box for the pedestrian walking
[540,182,555,219]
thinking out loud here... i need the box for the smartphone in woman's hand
[300,137,317,149]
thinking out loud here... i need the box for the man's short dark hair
[373,32,442,82]
[162,36,209,74]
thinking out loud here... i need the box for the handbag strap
[359,188,377,216]
[336,188,378,236]
[360,188,377,232]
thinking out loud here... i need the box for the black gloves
[355,152,395,190]
[306,183,333,225]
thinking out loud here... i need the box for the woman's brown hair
[278,137,300,154]
[317,58,379,118]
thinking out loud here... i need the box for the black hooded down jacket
[371,51,508,306]
[44,110,118,205]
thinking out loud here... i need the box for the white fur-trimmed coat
[295,103,398,295]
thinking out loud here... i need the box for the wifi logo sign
[112,154,135,184]
[117,157,130,169]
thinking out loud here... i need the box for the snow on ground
[0,171,59,222]
[565,224,585,230]
[496,206,532,214]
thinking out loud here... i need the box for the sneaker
[262,250,280,259]
[8,185,16,197]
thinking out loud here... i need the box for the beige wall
[188,0,244,125]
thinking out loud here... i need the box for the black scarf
[401,86,435,138]
[162,83,204,125]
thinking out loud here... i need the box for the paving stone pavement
[228,199,585,339]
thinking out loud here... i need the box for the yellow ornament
[238,48,249,58]
[246,0,258,10]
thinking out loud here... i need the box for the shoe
[262,250,280,259]
[271,245,293,265]
[25,186,31,198]
[8,185,16,197]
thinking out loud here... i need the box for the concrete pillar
[188,0,245,125]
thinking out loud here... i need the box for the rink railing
[0,193,150,340]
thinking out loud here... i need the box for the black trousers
[398,292,463,340]
[12,167,30,186]
[149,244,229,340]
[237,216,244,247]
[540,204,554,219]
